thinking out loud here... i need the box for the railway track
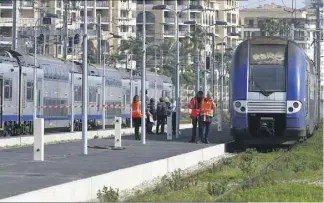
[215,135,311,201]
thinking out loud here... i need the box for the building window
[26,81,34,101]
[120,25,128,32]
[120,10,128,18]
[4,79,12,100]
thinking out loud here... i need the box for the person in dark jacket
[146,98,156,134]
[170,98,176,134]
[156,97,167,134]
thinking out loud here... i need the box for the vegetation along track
[96,125,323,202]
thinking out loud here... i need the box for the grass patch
[97,126,323,202]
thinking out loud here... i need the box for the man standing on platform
[199,92,216,144]
[188,91,204,143]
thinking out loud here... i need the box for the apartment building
[239,3,324,87]
[0,0,137,60]
[136,0,240,51]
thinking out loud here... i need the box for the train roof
[89,64,122,79]
[239,36,296,46]
[234,36,315,66]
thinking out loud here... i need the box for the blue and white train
[229,37,320,147]
[0,49,173,136]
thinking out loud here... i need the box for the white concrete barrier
[33,118,44,161]
[0,124,192,148]
[0,143,226,202]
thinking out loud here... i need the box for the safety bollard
[33,118,44,161]
[167,115,172,140]
[114,117,122,148]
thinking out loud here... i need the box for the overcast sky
[238,0,306,9]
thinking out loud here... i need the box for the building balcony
[81,16,95,23]
[0,36,12,44]
[0,18,13,25]
[20,0,33,7]
[96,1,109,8]
[179,31,190,36]
[80,1,94,7]
[101,17,110,23]
[117,18,136,26]
[120,2,131,10]
[165,17,175,24]
[0,1,12,7]
[164,30,175,36]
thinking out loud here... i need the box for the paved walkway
[0,125,232,199]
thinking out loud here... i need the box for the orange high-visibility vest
[132,102,142,118]
[200,99,216,117]
[188,97,199,117]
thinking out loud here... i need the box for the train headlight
[293,102,299,108]
[288,107,294,112]
[235,101,241,108]
[240,107,246,112]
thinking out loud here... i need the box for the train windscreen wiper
[251,76,270,97]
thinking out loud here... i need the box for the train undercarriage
[0,118,131,137]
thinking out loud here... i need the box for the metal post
[154,48,157,102]
[130,51,133,128]
[175,12,181,139]
[102,42,106,130]
[12,0,17,51]
[97,14,102,65]
[63,1,68,60]
[82,0,88,155]
[194,53,199,94]
[141,0,146,144]
[203,30,207,93]
[70,42,75,132]
[219,39,225,131]
[211,34,215,99]
[315,1,321,119]
[33,19,40,120]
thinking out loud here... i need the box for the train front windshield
[249,44,287,93]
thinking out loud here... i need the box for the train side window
[135,86,138,96]
[4,79,12,100]
[26,81,34,101]
[89,86,96,103]
[74,85,82,102]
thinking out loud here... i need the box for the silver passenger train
[0,49,173,136]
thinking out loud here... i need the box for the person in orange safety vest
[198,92,216,144]
[132,95,142,140]
[188,90,205,143]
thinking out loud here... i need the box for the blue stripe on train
[2,114,130,122]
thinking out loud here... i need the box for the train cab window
[26,81,34,101]
[249,43,287,92]
[4,79,12,100]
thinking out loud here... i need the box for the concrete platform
[0,125,232,202]
[0,124,192,148]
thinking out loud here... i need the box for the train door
[97,85,101,113]
[0,76,3,129]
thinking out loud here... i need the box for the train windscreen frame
[248,42,287,93]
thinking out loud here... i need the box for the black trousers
[146,117,154,133]
[133,118,141,139]
[190,117,199,141]
[172,112,176,132]
[156,116,166,133]
[199,121,211,141]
